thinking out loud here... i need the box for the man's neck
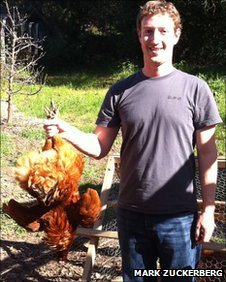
[142,62,174,78]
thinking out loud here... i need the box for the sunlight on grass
[201,74,226,156]
[20,128,46,140]
[0,133,15,164]
[14,86,107,133]
[11,64,226,156]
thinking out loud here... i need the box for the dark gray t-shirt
[96,69,222,214]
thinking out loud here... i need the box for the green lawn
[10,64,225,156]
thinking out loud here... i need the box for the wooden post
[81,155,117,282]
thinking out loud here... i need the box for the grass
[197,73,226,156]
[19,128,46,140]
[1,209,31,236]
[7,62,225,156]
[1,133,14,158]
[11,82,107,133]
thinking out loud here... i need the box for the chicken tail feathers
[74,188,101,228]
[3,199,50,232]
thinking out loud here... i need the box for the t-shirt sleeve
[193,80,222,130]
[95,86,121,127]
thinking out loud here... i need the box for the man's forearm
[44,118,102,158]
[198,151,218,213]
[60,129,102,158]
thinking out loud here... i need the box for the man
[44,1,222,281]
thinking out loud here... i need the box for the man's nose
[151,29,161,44]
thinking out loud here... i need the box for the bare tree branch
[1,0,47,123]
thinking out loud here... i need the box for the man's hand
[43,119,59,137]
[195,211,215,243]
[43,118,72,138]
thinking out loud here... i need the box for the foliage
[176,0,226,66]
[2,0,225,72]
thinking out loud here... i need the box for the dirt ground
[0,101,122,282]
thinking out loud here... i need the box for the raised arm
[44,118,119,159]
[195,125,218,243]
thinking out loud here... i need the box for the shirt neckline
[139,68,177,80]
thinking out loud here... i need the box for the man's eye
[145,29,152,34]
[161,29,168,34]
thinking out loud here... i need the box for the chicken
[14,135,84,206]
[72,188,103,228]
[3,133,101,261]
[2,198,50,232]
[42,188,101,260]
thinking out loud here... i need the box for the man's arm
[44,118,119,159]
[195,125,218,243]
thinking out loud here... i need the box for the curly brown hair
[136,0,182,32]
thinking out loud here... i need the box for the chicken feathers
[14,134,84,206]
[42,206,75,261]
[2,199,50,232]
[74,188,102,228]
[3,134,101,261]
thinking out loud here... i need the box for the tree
[0,0,46,123]
[4,0,224,72]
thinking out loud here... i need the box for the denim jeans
[117,208,202,282]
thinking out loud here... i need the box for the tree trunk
[0,17,6,65]
[6,94,13,123]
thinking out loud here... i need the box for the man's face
[138,14,180,67]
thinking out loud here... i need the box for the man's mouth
[149,47,163,53]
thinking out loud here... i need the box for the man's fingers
[196,226,212,243]
[43,118,58,126]
[44,124,59,138]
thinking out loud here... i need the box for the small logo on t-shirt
[167,95,182,101]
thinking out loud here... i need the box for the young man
[44,1,222,281]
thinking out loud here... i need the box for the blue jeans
[117,208,202,282]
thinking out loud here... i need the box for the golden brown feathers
[14,135,84,206]
[3,135,101,261]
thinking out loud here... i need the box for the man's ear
[174,28,181,45]
[137,28,142,43]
